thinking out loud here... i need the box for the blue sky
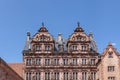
[0,0,120,62]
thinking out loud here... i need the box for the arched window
[108,52,113,58]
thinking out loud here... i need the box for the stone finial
[27,32,30,41]
[27,32,30,36]
[77,22,80,27]
[38,22,48,32]
[42,22,44,27]
[89,32,93,38]
[58,33,62,42]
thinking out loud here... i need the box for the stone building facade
[22,23,100,80]
[1,22,120,80]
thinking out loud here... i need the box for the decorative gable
[102,43,119,58]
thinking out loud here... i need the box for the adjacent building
[0,57,23,80]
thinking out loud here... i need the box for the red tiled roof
[8,63,23,78]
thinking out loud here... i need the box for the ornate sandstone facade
[1,22,120,80]
[22,22,99,80]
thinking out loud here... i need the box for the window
[54,59,59,66]
[63,59,68,65]
[26,72,31,80]
[77,36,82,41]
[82,59,86,65]
[54,72,59,80]
[36,45,41,51]
[36,72,40,80]
[71,72,78,80]
[35,58,40,65]
[45,45,51,51]
[72,45,77,51]
[72,58,77,65]
[45,59,50,66]
[39,36,46,41]
[108,66,115,72]
[81,45,87,51]
[108,52,113,58]
[45,72,50,80]
[26,58,32,66]
[90,59,95,65]
[39,36,43,41]
[82,72,87,80]
[91,72,96,80]
[64,72,68,80]
[108,77,115,80]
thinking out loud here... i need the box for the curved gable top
[38,22,48,32]
[32,23,54,42]
[68,22,90,41]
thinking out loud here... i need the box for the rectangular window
[54,72,59,80]
[36,72,40,80]
[35,58,40,65]
[72,45,77,51]
[108,77,115,80]
[54,59,59,66]
[71,72,78,80]
[91,59,95,65]
[26,58,32,66]
[72,58,77,65]
[63,59,68,65]
[82,72,86,80]
[36,45,41,51]
[108,66,115,72]
[45,45,51,51]
[81,45,87,51]
[91,72,96,80]
[64,72,68,80]
[26,72,31,80]
[82,59,86,65]
[45,72,50,80]
[45,59,50,66]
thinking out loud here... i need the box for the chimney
[58,33,62,41]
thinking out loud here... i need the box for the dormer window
[108,52,113,58]
[39,36,43,41]
[77,37,82,41]
[45,45,51,51]
[72,45,78,51]
[81,45,87,51]
[36,45,41,51]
